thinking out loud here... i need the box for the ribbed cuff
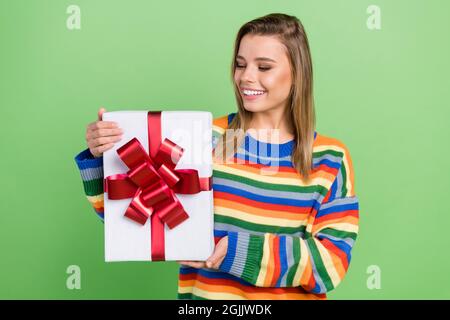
[74,148,103,170]
[75,148,104,196]
[219,231,264,285]
[218,232,238,273]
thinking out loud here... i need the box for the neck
[248,107,294,143]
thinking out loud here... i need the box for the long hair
[214,13,316,181]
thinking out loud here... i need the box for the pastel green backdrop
[1,0,449,299]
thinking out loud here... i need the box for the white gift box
[102,111,214,262]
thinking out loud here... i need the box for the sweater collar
[243,131,317,158]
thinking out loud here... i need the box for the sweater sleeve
[74,148,105,222]
[218,147,359,294]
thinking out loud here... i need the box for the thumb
[206,239,227,268]
[98,107,106,121]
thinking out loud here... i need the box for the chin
[243,104,272,114]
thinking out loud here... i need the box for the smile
[242,89,266,96]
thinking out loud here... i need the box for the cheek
[233,69,241,84]
[263,72,290,94]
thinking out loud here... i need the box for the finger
[191,262,206,268]
[180,262,195,268]
[212,260,224,270]
[206,257,222,269]
[88,136,119,149]
[90,135,123,148]
[87,121,119,131]
[191,261,205,268]
[98,107,106,121]
[178,261,206,269]
[92,143,114,155]
[87,128,123,140]
[206,239,227,268]
[87,122,97,132]
[206,253,222,268]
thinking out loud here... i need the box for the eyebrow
[236,55,277,63]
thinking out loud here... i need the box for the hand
[177,236,228,270]
[85,107,123,158]
[176,261,207,269]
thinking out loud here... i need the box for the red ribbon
[104,111,212,261]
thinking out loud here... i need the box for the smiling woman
[74,12,359,300]
[179,13,359,300]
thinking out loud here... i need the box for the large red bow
[104,111,212,260]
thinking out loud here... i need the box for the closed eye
[236,65,271,71]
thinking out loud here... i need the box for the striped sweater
[75,113,359,300]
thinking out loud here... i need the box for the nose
[240,65,257,83]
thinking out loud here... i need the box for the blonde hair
[214,13,316,181]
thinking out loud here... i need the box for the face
[234,34,293,114]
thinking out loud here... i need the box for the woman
[76,13,359,300]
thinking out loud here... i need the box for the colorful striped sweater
[75,113,359,300]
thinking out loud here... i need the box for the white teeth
[243,90,265,96]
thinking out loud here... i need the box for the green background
[1,0,449,299]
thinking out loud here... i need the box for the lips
[240,87,266,91]
[241,88,266,96]
[242,91,266,101]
